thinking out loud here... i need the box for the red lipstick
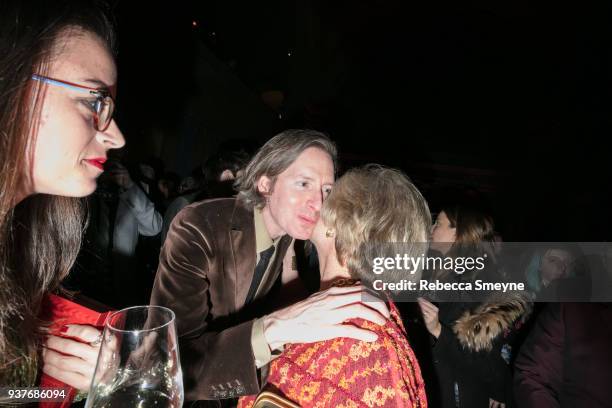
[85,157,106,171]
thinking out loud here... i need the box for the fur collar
[453,292,532,352]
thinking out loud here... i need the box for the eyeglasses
[31,74,115,132]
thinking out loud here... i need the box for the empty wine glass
[85,305,183,407]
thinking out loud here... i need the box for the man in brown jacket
[151,129,390,403]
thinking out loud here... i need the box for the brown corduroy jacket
[150,198,292,402]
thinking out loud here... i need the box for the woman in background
[0,0,125,390]
[419,205,530,408]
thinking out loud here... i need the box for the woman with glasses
[0,0,125,392]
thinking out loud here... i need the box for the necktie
[245,245,275,305]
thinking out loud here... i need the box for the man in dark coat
[514,302,612,407]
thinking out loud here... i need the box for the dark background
[110,0,612,241]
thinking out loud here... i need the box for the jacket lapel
[229,200,256,310]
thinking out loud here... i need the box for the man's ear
[257,175,273,196]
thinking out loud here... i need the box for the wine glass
[85,305,183,407]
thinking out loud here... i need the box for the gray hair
[321,165,432,294]
[235,129,337,209]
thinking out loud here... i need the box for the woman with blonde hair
[239,165,431,407]
[0,0,125,391]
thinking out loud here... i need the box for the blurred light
[211,31,216,36]
[192,21,198,27]
[287,51,292,57]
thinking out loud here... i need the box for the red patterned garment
[239,300,427,407]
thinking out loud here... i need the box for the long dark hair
[0,0,115,384]
[434,204,497,282]
[443,204,496,248]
